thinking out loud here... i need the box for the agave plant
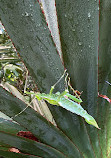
[0,0,111,157]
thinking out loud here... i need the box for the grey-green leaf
[98,0,111,157]
[0,131,66,158]
[0,87,82,158]
[0,0,64,93]
[0,117,26,134]
[0,150,39,158]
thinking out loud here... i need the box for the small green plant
[3,64,23,82]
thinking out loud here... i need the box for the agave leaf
[0,118,25,134]
[0,0,64,93]
[55,0,99,120]
[51,0,100,157]
[0,150,39,158]
[0,111,12,120]
[0,117,26,148]
[0,131,67,158]
[0,146,10,151]
[55,0,111,157]
[0,1,95,157]
[40,0,62,59]
[0,87,82,158]
[0,118,65,157]
[98,1,111,157]
[0,0,111,157]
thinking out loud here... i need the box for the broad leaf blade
[40,0,62,59]
[0,131,66,158]
[0,1,85,157]
[0,0,64,93]
[0,117,25,134]
[0,87,82,158]
[55,0,100,157]
[0,1,96,157]
[0,118,66,157]
[0,150,39,158]
[98,1,111,157]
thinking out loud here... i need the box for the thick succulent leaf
[55,0,111,157]
[0,1,111,158]
[0,111,12,120]
[0,0,64,93]
[0,117,25,148]
[54,0,100,157]
[0,3,82,156]
[0,1,98,157]
[0,150,39,158]
[0,118,66,157]
[0,146,10,151]
[0,117,25,134]
[0,87,83,158]
[0,131,67,158]
[98,1,111,157]
[40,0,62,59]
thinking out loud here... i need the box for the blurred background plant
[0,21,26,91]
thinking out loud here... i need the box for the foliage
[0,0,111,158]
[0,28,25,88]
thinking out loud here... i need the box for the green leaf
[0,131,66,158]
[51,1,100,157]
[4,64,23,77]
[98,1,111,157]
[40,0,62,59]
[0,87,82,158]
[0,118,25,134]
[0,0,64,93]
[0,146,10,151]
[0,0,111,157]
[0,1,94,156]
[0,150,39,158]
[55,0,111,157]
[55,0,99,118]
[0,117,26,148]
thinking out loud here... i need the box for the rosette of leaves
[0,0,111,158]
